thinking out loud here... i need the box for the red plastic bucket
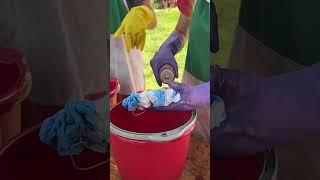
[0,48,31,146]
[110,102,197,180]
[0,124,109,179]
[110,77,120,107]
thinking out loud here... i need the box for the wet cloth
[39,100,106,156]
[122,88,181,111]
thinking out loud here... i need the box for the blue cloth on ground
[122,88,181,111]
[39,100,106,156]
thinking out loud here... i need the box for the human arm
[150,3,193,86]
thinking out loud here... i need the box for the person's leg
[170,0,175,8]
[163,0,168,10]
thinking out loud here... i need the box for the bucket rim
[0,48,31,113]
[0,124,41,155]
[110,102,197,142]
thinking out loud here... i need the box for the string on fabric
[69,137,109,171]
[131,109,146,116]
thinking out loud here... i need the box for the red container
[0,124,109,180]
[110,77,120,107]
[0,48,31,146]
[110,102,197,180]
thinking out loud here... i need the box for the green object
[239,0,320,66]
[110,0,128,34]
[213,0,240,66]
[185,0,210,82]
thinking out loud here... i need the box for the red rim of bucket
[110,77,120,98]
[0,123,110,176]
[0,123,41,155]
[110,101,197,142]
[0,48,30,113]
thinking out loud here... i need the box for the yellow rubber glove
[114,5,154,52]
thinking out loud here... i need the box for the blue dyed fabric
[39,100,106,156]
[122,89,181,111]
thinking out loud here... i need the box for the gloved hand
[150,31,184,86]
[177,0,193,17]
[211,64,320,158]
[154,81,210,111]
[114,5,155,52]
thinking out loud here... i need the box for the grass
[214,0,240,66]
[144,8,187,89]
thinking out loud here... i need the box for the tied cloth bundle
[122,88,181,111]
[39,100,107,156]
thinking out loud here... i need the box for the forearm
[143,0,157,29]
[159,15,189,55]
[175,13,191,39]
[143,0,153,9]
[158,1,194,54]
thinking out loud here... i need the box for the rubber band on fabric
[69,138,109,171]
[131,109,146,116]
[70,155,109,171]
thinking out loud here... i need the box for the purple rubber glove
[211,64,320,158]
[150,31,184,86]
[154,81,210,111]
[125,0,144,9]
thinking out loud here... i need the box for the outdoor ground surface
[144,8,187,89]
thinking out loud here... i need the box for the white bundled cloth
[122,88,181,111]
